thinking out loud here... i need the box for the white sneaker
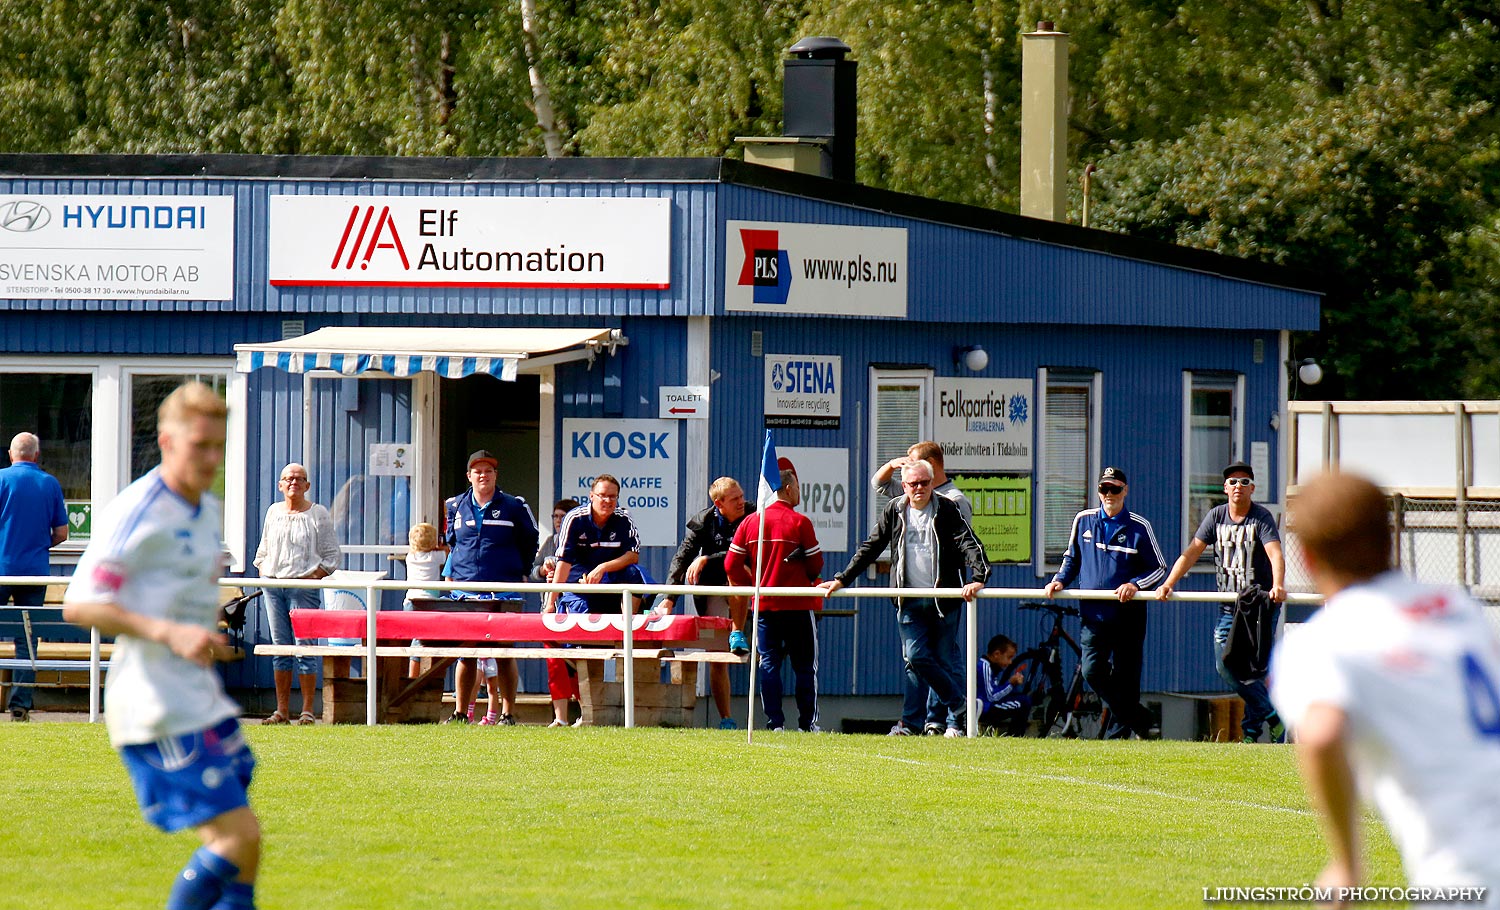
[943,726,964,738]
[547,718,571,728]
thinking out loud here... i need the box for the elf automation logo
[332,205,409,271]
[725,220,907,317]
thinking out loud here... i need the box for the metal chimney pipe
[1020,22,1069,221]
[783,36,857,182]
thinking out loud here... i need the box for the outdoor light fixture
[955,345,989,372]
[1295,358,1323,386]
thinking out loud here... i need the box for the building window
[1039,370,1099,566]
[129,372,229,494]
[1183,372,1243,551]
[868,368,931,524]
[0,359,236,556]
[0,372,93,500]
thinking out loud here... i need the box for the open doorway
[437,373,541,511]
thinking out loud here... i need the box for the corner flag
[747,429,780,742]
[757,430,781,509]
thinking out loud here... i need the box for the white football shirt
[1271,571,1500,891]
[66,468,240,747]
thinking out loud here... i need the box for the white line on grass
[871,753,1313,817]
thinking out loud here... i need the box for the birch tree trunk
[519,0,565,157]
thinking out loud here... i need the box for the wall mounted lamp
[954,345,989,372]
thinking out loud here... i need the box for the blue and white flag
[757,430,781,509]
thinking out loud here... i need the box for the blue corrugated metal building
[0,154,1320,717]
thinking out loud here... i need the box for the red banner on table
[290,610,729,646]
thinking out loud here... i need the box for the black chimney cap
[787,36,850,60]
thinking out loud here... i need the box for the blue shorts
[559,565,647,614]
[119,717,255,833]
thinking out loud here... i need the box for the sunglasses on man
[1097,484,1124,495]
[1225,477,1254,487]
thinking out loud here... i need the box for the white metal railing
[7,573,1323,735]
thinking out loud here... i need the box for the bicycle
[1011,601,1108,739]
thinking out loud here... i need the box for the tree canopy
[1,0,1496,398]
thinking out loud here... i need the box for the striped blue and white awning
[234,327,622,381]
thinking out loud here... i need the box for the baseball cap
[467,449,498,470]
[776,456,798,477]
[1098,466,1127,486]
[1222,461,1254,480]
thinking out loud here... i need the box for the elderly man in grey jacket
[821,459,989,736]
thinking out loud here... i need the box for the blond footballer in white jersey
[63,382,262,909]
[66,466,239,745]
[1272,472,1500,908]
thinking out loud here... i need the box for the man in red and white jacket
[725,458,824,732]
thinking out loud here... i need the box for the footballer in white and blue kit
[64,382,260,910]
[1273,472,1500,905]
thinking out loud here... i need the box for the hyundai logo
[0,200,51,232]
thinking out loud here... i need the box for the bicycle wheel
[1011,648,1062,737]
[1047,670,1104,739]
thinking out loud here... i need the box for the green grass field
[2,725,1401,909]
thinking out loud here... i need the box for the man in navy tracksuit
[443,449,540,725]
[1044,466,1166,739]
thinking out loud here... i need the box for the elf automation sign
[269,195,671,289]
[726,220,907,316]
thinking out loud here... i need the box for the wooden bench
[1,583,249,708]
[0,585,110,703]
[259,610,743,726]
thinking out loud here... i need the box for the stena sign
[778,446,850,553]
[562,418,678,546]
[764,354,841,429]
[725,220,907,316]
[0,195,234,300]
[934,378,1034,472]
[269,195,670,289]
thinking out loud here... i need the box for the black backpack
[1222,584,1277,681]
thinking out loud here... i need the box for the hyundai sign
[0,195,234,300]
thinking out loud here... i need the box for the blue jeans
[1,584,45,712]
[1214,610,1279,739]
[1080,607,1150,739]
[896,600,966,731]
[757,610,818,731]
[263,585,321,675]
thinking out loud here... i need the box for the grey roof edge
[0,153,1323,297]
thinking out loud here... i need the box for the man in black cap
[1158,460,1287,743]
[1044,466,1166,739]
[441,449,539,725]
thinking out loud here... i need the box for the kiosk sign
[561,419,679,546]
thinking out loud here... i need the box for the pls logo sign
[725,220,907,317]
[269,195,671,289]
[736,229,792,304]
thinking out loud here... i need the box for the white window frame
[1035,367,1102,574]
[0,356,241,565]
[1180,370,1245,557]
[867,367,932,532]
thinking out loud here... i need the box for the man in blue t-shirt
[0,432,69,721]
[1159,461,1287,743]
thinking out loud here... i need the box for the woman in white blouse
[254,462,339,724]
